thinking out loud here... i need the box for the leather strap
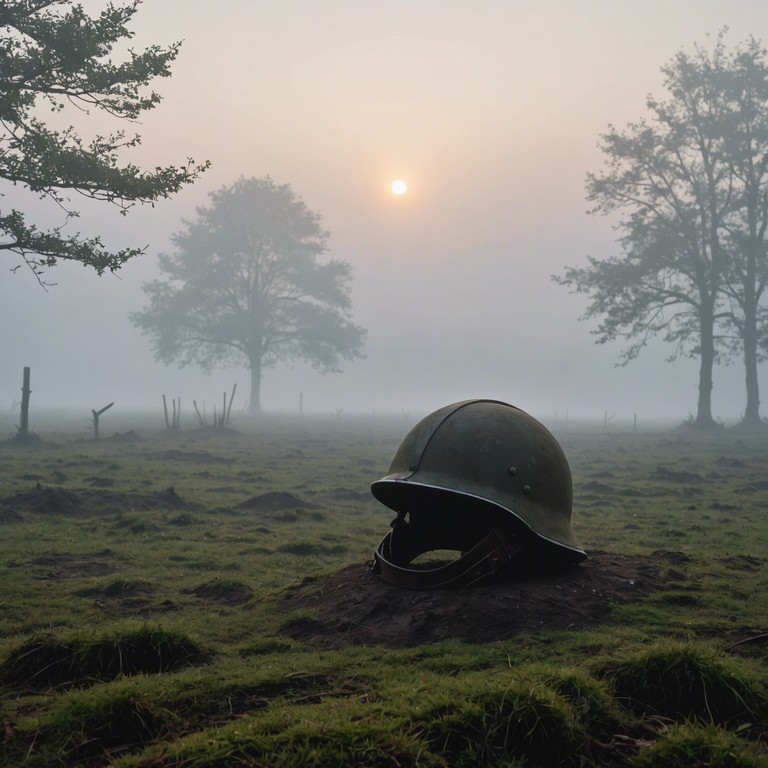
[372,525,523,589]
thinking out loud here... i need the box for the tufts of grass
[276,541,348,557]
[596,642,768,728]
[537,665,624,738]
[387,640,497,676]
[629,723,768,768]
[118,718,448,768]
[76,578,154,599]
[411,679,585,768]
[190,578,255,605]
[237,637,297,657]
[41,683,180,766]
[113,517,161,535]
[277,607,319,627]
[0,626,208,691]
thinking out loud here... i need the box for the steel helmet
[371,399,586,588]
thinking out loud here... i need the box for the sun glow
[391,179,408,196]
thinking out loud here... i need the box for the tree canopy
[130,176,367,413]
[555,32,768,428]
[0,0,208,283]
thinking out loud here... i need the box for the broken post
[163,395,181,430]
[19,367,31,439]
[225,384,236,427]
[193,400,206,427]
[91,402,114,440]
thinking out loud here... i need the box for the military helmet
[371,399,586,588]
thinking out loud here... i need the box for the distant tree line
[556,31,768,429]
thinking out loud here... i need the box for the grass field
[0,410,766,766]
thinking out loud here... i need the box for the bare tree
[556,32,768,427]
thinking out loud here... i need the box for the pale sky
[2,1,767,426]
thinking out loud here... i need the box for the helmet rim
[371,476,586,561]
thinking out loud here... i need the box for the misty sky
[2,0,768,426]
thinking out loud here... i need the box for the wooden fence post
[19,367,31,438]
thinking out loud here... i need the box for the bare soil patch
[279,551,675,648]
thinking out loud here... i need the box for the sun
[391,179,408,196]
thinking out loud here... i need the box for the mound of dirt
[279,551,674,648]
[0,485,192,517]
[5,486,84,514]
[30,550,118,579]
[651,466,706,483]
[0,508,23,524]
[235,491,310,513]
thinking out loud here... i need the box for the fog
[2,0,766,426]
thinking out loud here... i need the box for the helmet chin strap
[372,520,523,589]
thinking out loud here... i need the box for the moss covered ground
[0,412,766,766]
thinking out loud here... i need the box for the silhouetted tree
[0,0,208,284]
[556,32,768,428]
[714,37,768,427]
[130,176,366,413]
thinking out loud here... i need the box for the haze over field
[2,0,768,424]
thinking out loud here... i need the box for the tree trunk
[248,353,262,414]
[696,307,717,428]
[739,235,762,428]
[741,304,761,427]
